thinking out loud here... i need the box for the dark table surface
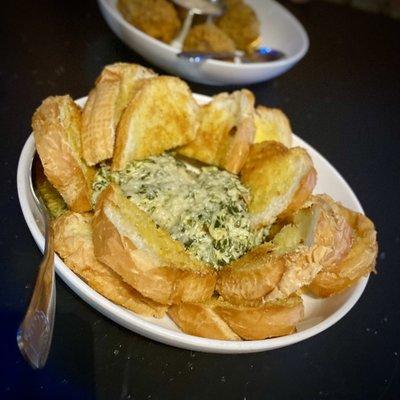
[1,1,400,399]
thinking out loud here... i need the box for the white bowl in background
[97,0,309,85]
[17,95,370,354]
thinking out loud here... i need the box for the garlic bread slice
[92,184,216,305]
[254,105,292,147]
[32,95,93,212]
[216,196,353,304]
[178,89,256,174]
[112,76,199,171]
[169,300,241,341]
[82,63,156,165]
[308,199,378,297]
[169,295,304,340]
[241,141,317,228]
[53,212,167,318]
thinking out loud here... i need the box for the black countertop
[1,1,399,399]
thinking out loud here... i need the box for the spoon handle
[178,50,239,62]
[17,212,56,369]
[170,9,195,49]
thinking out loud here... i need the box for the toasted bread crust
[216,195,353,304]
[112,76,199,170]
[254,106,292,147]
[305,195,353,267]
[82,63,156,165]
[241,142,317,228]
[53,211,167,317]
[32,95,93,212]
[92,185,216,305]
[169,295,304,340]
[217,246,322,305]
[169,302,241,340]
[178,90,256,174]
[216,244,285,304]
[308,202,378,297]
[214,295,304,340]
[278,168,317,220]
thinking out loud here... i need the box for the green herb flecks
[91,154,268,269]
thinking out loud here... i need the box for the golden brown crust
[53,211,167,318]
[112,76,200,171]
[263,197,353,301]
[32,95,93,212]
[169,295,304,340]
[216,195,353,304]
[118,0,181,43]
[81,63,156,165]
[216,244,285,305]
[240,141,317,228]
[217,246,322,305]
[254,106,292,147]
[183,23,236,53]
[278,168,317,220]
[217,2,260,51]
[92,184,216,305]
[215,295,304,340]
[178,89,256,174]
[305,195,353,267]
[308,202,378,297]
[168,302,241,340]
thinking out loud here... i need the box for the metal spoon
[170,0,224,49]
[178,47,286,63]
[17,153,56,369]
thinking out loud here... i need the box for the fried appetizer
[118,0,181,43]
[178,90,255,174]
[254,106,292,147]
[183,23,236,53]
[308,201,378,297]
[241,141,317,228]
[82,63,156,166]
[169,295,304,340]
[92,184,216,305]
[217,1,260,51]
[53,212,167,318]
[216,196,352,304]
[112,76,199,171]
[223,0,244,6]
[32,95,93,212]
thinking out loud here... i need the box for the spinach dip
[92,154,266,269]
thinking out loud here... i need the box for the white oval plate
[97,0,309,86]
[17,95,368,353]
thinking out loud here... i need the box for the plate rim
[17,94,368,354]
